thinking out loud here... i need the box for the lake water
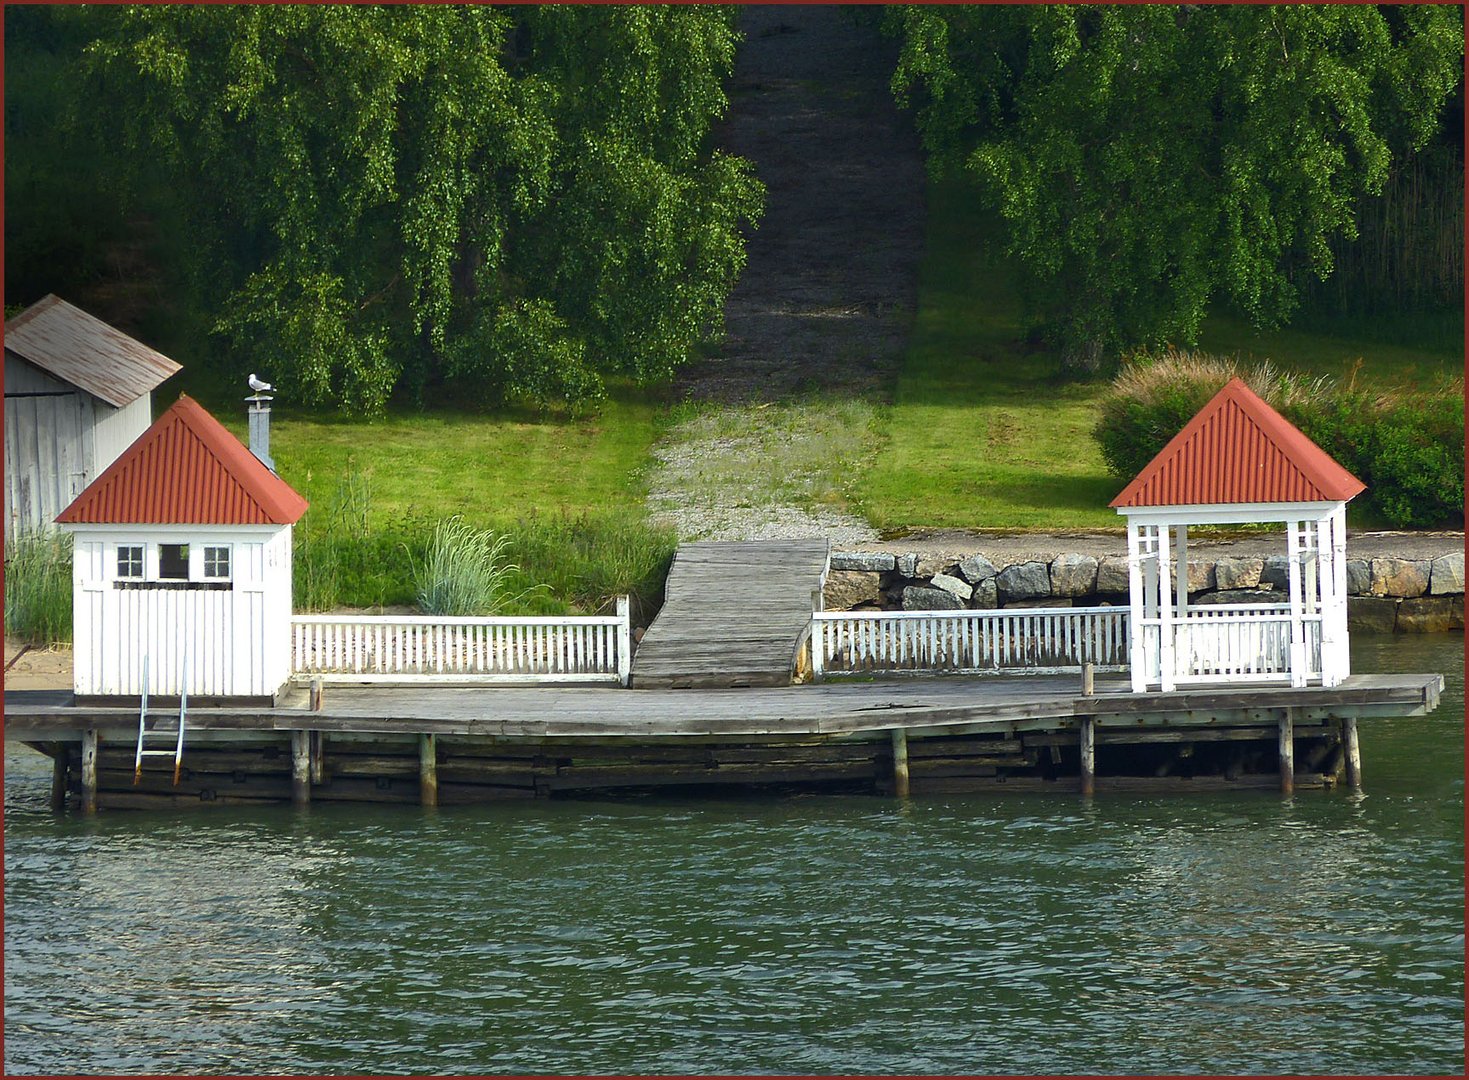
[4,635,1462,1075]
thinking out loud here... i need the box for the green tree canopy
[67,5,761,413]
[887,4,1463,372]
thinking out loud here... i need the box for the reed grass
[413,517,527,616]
[4,532,73,645]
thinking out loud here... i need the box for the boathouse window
[158,543,190,580]
[116,545,144,579]
[203,545,232,580]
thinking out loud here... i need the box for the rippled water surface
[5,636,1463,1074]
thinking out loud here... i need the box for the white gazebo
[1111,378,1365,692]
[56,395,308,703]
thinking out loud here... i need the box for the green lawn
[860,175,1463,533]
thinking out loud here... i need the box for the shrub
[413,517,525,616]
[1095,349,1464,529]
[4,532,73,645]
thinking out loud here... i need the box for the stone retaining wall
[825,550,1465,633]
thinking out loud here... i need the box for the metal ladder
[134,654,188,786]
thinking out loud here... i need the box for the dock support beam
[1080,717,1096,797]
[51,751,69,811]
[291,731,312,806]
[81,730,99,814]
[419,734,438,807]
[1342,717,1362,791]
[891,728,910,798]
[1278,709,1294,795]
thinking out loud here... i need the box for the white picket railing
[811,606,1130,680]
[291,597,631,686]
[1154,604,1322,684]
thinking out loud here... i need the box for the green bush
[1096,349,1464,529]
[4,533,73,645]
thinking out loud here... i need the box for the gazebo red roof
[56,394,308,526]
[1110,377,1365,509]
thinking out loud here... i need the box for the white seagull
[248,373,275,393]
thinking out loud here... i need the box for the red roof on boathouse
[1109,377,1365,509]
[55,394,308,526]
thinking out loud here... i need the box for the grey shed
[4,295,182,541]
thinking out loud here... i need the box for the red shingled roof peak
[1110,377,1365,509]
[56,394,308,526]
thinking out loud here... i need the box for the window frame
[157,543,191,581]
[202,545,232,581]
[116,545,145,580]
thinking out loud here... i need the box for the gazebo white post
[1285,519,1308,688]
[1127,521,1147,692]
[1330,504,1350,682]
[1174,524,1189,620]
[1157,521,1176,692]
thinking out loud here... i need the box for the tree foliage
[62,5,761,413]
[887,5,1463,372]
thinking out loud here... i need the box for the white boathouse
[1112,378,1365,692]
[56,395,308,703]
[4,295,181,541]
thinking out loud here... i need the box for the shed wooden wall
[4,352,152,541]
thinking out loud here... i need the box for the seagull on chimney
[248,373,275,393]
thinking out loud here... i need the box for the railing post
[616,596,631,687]
[811,615,825,683]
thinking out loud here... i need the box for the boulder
[1213,556,1263,591]
[830,551,895,573]
[1348,596,1399,633]
[929,572,973,601]
[823,570,882,611]
[1186,559,1217,594]
[958,554,999,584]
[896,553,918,578]
[915,555,956,579]
[1370,557,1430,598]
[1260,555,1290,591]
[1095,556,1131,595]
[967,578,999,609]
[1396,596,1464,633]
[1049,553,1098,597]
[996,560,1051,602]
[1345,559,1371,596]
[1194,589,1287,607]
[902,585,964,611]
[1429,552,1464,595]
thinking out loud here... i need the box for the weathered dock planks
[630,539,829,688]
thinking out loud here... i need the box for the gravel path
[647,6,925,542]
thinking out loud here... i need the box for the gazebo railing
[1140,606,1322,684]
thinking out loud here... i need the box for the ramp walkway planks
[631,539,830,689]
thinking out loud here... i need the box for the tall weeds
[4,532,73,644]
[413,517,525,616]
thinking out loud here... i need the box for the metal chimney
[247,393,275,472]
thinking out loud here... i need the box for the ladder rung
[139,749,178,757]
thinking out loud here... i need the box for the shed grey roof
[4,295,181,408]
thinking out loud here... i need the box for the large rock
[902,585,964,611]
[1186,559,1217,594]
[830,551,895,573]
[1429,553,1464,595]
[1095,556,1131,595]
[996,560,1051,602]
[1260,555,1290,591]
[967,578,999,609]
[1348,596,1399,633]
[1345,559,1371,596]
[1194,589,1287,607]
[1214,556,1263,591]
[930,572,973,601]
[823,570,882,610]
[915,555,956,578]
[1371,558,1430,598]
[1396,596,1464,633]
[896,553,918,578]
[958,554,999,584]
[1049,553,1098,597]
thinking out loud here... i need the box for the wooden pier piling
[81,730,99,814]
[1080,717,1096,796]
[1278,709,1294,795]
[50,753,68,811]
[419,733,438,807]
[891,728,910,798]
[1342,717,1362,791]
[291,730,312,806]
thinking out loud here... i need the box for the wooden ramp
[631,539,829,689]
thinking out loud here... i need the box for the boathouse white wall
[69,524,294,699]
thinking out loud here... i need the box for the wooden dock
[630,539,829,688]
[5,672,1443,809]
